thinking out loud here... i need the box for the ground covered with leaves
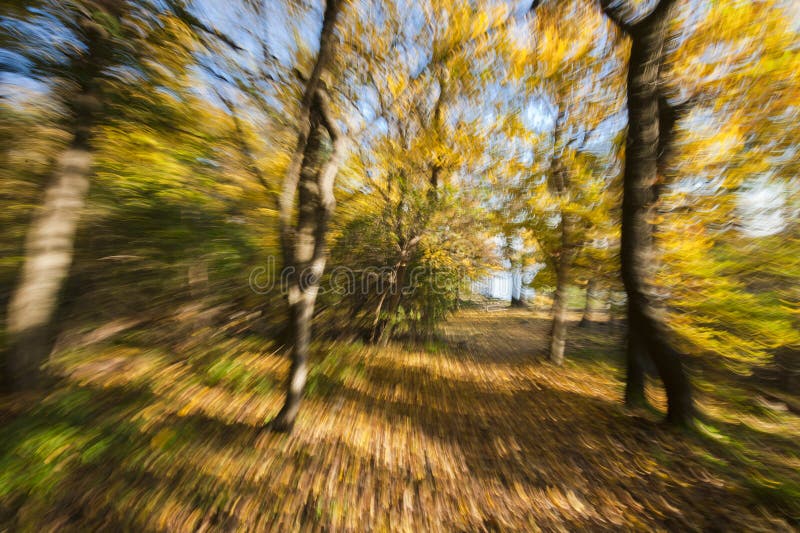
[1,309,798,531]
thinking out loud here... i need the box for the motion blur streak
[1,0,798,530]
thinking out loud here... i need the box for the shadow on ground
[0,309,796,530]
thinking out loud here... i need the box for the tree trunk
[272,109,325,432]
[510,268,525,307]
[578,278,599,327]
[273,286,315,431]
[600,0,694,426]
[270,0,342,432]
[4,148,91,389]
[277,0,342,263]
[272,88,345,432]
[376,243,415,345]
[2,3,120,390]
[377,262,407,345]
[549,216,573,365]
[624,301,647,407]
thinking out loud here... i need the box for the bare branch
[165,0,243,51]
[214,87,274,198]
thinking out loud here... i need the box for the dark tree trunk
[624,301,647,407]
[600,0,694,426]
[375,233,422,345]
[377,259,409,345]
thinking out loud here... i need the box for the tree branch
[598,0,677,35]
[165,0,242,51]
[597,0,635,33]
[315,89,342,143]
[214,87,274,197]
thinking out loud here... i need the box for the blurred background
[1,0,798,530]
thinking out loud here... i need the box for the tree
[328,1,521,344]
[3,0,132,390]
[655,0,800,379]
[500,234,535,308]
[575,237,619,328]
[598,0,694,425]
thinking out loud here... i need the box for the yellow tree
[655,1,800,375]
[526,0,623,364]
[332,1,525,343]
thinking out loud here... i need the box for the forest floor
[1,309,799,531]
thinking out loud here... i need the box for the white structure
[474,270,535,302]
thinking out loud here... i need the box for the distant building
[474,270,535,301]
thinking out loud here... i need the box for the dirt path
[2,310,793,531]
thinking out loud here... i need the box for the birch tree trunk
[3,2,120,390]
[269,0,343,432]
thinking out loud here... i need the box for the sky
[1,0,795,246]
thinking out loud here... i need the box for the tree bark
[4,149,91,390]
[547,105,573,365]
[270,0,343,432]
[549,215,573,365]
[377,260,408,345]
[600,0,694,426]
[278,0,342,264]
[272,104,325,431]
[374,236,419,344]
[276,281,316,431]
[272,88,345,432]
